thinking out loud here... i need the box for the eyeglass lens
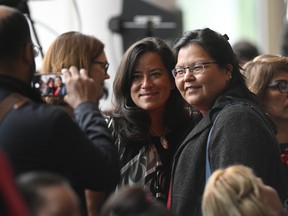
[172,61,217,78]
[93,61,109,73]
[278,81,288,93]
[33,45,40,57]
[268,80,288,93]
[104,63,109,72]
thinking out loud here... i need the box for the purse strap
[0,93,30,122]
[205,101,274,182]
[205,112,220,182]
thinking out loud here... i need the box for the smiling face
[48,78,55,88]
[175,43,231,114]
[55,77,62,87]
[130,52,173,115]
[262,71,288,124]
[89,51,110,100]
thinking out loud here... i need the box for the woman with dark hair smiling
[105,37,190,205]
[169,28,288,215]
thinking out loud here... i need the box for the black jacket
[170,90,288,216]
[0,75,120,214]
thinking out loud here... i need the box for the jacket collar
[0,75,43,103]
[174,88,254,158]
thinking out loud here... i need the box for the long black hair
[107,37,190,147]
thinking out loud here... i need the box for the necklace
[150,127,169,149]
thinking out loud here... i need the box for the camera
[32,73,66,97]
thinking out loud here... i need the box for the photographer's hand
[62,66,99,108]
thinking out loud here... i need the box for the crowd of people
[0,4,287,216]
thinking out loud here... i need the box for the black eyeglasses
[172,61,217,78]
[267,80,288,93]
[33,45,41,58]
[92,60,109,73]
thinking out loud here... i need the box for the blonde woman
[202,165,286,216]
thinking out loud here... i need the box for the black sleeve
[52,102,120,192]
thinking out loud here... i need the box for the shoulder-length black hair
[173,28,254,100]
[108,37,190,146]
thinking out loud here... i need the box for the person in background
[170,28,288,215]
[40,31,110,111]
[242,54,288,172]
[40,31,113,215]
[0,5,119,216]
[105,37,190,205]
[100,185,174,216]
[232,39,260,66]
[202,165,287,216]
[0,150,30,216]
[17,171,81,216]
[280,21,288,56]
[44,77,55,96]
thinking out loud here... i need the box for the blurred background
[6,0,287,109]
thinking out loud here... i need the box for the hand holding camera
[62,66,99,108]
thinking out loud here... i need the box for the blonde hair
[242,54,288,100]
[202,165,271,216]
[40,31,104,74]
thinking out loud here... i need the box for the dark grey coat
[170,93,288,216]
[0,75,120,215]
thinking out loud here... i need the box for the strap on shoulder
[206,101,251,182]
[0,93,30,122]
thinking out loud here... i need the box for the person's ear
[22,42,33,65]
[225,64,233,79]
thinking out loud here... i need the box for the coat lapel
[174,113,213,159]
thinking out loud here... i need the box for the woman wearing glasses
[243,54,288,172]
[105,37,190,205]
[40,31,113,216]
[40,31,110,108]
[169,28,288,216]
